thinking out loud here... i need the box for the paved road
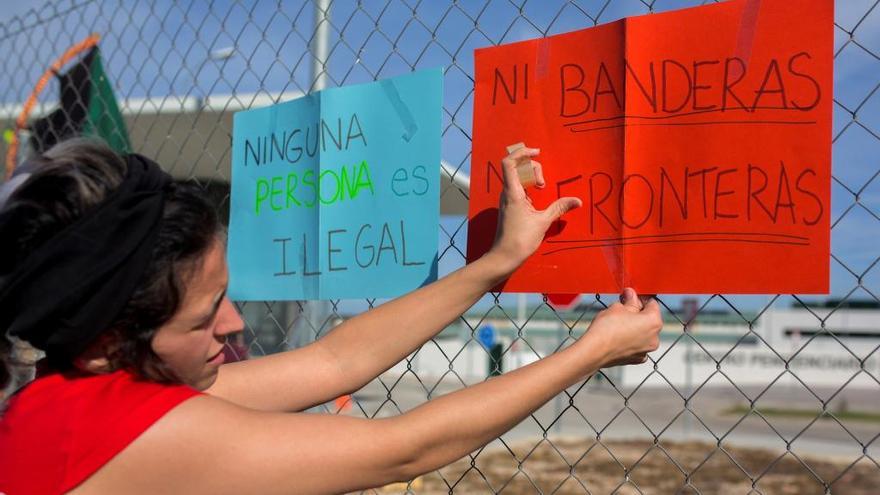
[353,374,880,461]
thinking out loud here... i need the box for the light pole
[188,46,236,110]
[210,46,235,62]
[287,0,333,355]
[311,0,331,92]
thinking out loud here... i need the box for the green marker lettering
[355,160,375,195]
[319,169,341,205]
[255,177,270,215]
[302,169,317,208]
[271,176,283,211]
[286,173,301,208]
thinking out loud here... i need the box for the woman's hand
[578,288,663,368]
[487,146,582,273]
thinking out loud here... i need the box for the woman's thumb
[619,287,643,311]
[543,197,582,222]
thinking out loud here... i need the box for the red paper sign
[547,293,582,311]
[468,0,832,294]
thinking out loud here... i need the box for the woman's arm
[205,250,512,412]
[207,146,583,412]
[79,295,661,495]
[388,296,662,476]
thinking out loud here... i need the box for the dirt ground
[374,438,879,494]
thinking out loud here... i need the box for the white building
[384,300,880,390]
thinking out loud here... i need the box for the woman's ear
[72,331,120,374]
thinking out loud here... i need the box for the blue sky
[0,0,877,313]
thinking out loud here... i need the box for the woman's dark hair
[0,138,221,389]
[0,335,13,392]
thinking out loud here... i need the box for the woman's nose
[215,297,244,336]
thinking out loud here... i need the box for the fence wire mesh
[1,0,879,493]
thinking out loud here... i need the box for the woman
[0,139,661,494]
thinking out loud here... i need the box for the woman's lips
[207,348,225,365]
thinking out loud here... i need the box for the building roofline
[0,91,305,119]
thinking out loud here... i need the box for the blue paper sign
[227,68,442,300]
[477,325,496,349]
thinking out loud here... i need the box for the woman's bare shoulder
[67,395,240,494]
[68,394,411,495]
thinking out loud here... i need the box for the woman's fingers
[501,147,539,200]
[541,196,582,223]
[641,298,662,322]
[638,294,657,308]
[624,353,649,365]
[620,288,642,311]
[619,289,660,314]
[603,352,650,368]
[531,160,546,188]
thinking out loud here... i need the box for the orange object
[5,33,101,178]
[468,0,832,294]
[547,293,581,310]
[334,394,353,413]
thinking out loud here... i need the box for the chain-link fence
[1,0,879,493]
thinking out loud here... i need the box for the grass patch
[725,405,880,423]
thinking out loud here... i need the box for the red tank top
[0,370,201,495]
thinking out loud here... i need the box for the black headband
[0,153,171,362]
